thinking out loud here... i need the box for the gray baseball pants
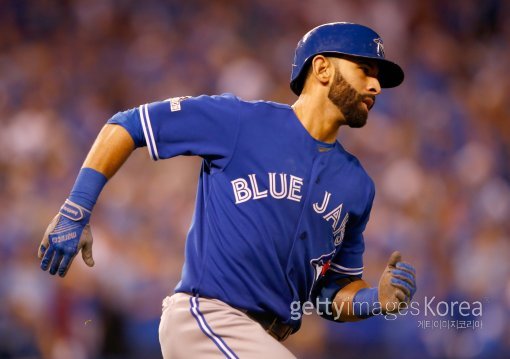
[159,293,296,358]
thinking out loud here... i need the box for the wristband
[69,167,108,211]
[352,287,380,318]
[315,282,345,320]
[59,199,91,222]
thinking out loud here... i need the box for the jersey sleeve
[329,180,374,277]
[107,108,146,148]
[312,182,375,321]
[110,93,241,168]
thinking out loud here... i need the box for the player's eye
[359,65,370,75]
[359,64,378,78]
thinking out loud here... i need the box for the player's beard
[328,71,374,128]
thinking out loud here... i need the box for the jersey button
[299,232,307,240]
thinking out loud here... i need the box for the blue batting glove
[354,252,417,318]
[378,251,417,313]
[391,262,417,302]
[38,200,95,277]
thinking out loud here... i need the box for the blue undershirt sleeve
[107,108,146,148]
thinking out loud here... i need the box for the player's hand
[38,200,95,277]
[378,251,416,313]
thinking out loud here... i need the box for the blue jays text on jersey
[108,94,375,331]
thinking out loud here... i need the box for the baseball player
[39,22,417,358]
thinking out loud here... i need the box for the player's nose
[367,76,381,95]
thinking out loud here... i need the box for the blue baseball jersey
[108,94,375,330]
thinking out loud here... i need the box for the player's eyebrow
[356,60,379,77]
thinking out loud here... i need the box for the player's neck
[291,94,343,144]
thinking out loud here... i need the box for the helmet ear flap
[291,71,306,96]
[292,55,335,95]
[291,59,313,95]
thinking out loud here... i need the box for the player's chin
[347,119,367,128]
[346,108,368,128]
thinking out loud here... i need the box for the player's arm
[38,124,135,277]
[318,179,416,321]
[82,124,135,178]
[330,251,417,321]
[39,95,241,277]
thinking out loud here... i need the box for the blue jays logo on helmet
[373,38,385,57]
[290,22,404,95]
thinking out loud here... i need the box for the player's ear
[310,55,333,86]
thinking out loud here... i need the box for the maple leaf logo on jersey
[310,250,336,283]
[309,250,336,300]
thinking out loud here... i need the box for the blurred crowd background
[1,0,509,358]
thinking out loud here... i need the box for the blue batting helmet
[290,22,404,95]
